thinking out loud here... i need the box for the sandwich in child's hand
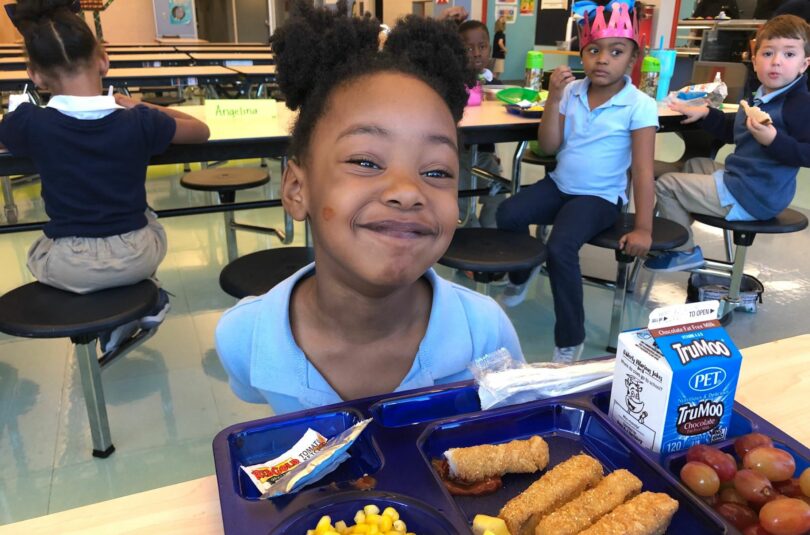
[435,436,549,496]
[498,454,603,535]
[740,100,772,125]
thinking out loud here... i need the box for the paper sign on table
[203,99,279,140]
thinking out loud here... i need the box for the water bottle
[524,51,544,92]
[639,55,661,99]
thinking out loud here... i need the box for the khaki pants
[655,157,731,251]
[27,210,168,294]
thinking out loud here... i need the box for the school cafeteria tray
[212,381,810,534]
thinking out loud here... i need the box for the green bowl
[496,87,540,105]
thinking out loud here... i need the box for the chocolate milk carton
[609,301,742,454]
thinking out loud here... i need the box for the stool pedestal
[181,167,279,261]
[589,214,689,352]
[691,208,808,321]
[0,281,160,457]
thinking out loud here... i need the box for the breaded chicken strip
[534,469,642,535]
[578,491,679,535]
[444,436,549,482]
[499,454,603,535]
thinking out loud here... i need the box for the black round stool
[692,208,808,320]
[521,150,557,174]
[589,213,689,351]
[438,228,547,295]
[181,167,273,261]
[0,280,159,457]
[220,247,315,298]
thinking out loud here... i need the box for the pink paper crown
[578,2,639,49]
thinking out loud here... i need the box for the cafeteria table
[0,65,240,92]
[0,53,197,70]
[103,46,177,54]
[176,46,272,53]
[0,333,806,535]
[106,53,195,68]
[188,53,274,66]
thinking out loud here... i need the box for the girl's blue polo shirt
[215,264,524,415]
[551,75,658,204]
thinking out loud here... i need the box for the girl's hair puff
[271,0,475,162]
[13,0,99,75]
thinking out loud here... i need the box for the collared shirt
[712,75,805,222]
[753,75,804,105]
[46,94,124,120]
[0,99,176,238]
[215,264,524,415]
[713,169,755,220]
[551,75,659,204]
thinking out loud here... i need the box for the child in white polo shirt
[496,1,657,363]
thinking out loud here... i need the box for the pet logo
[624,376,648,424]
[689,367,727,392]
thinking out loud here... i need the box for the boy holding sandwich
[646,14,810,272]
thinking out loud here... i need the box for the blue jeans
[496,178,621,347]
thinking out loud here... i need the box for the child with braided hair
[0,0,209,350]
[215,1,524,414]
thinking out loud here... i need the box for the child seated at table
[0,0,209,349]
[496,1,656,363]
[215,1,523,415]
[458,19,507,229]
[646,14,810,272]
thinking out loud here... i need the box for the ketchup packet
[241,419,372,498]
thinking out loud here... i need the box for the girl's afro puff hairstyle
[271,0,476,162]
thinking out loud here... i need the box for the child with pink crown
[496,1,657,363]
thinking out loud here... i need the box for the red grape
[736,433,775,458]
[735,469,778,505]
[800,468,810,498]
[681,461,721,496]
[715,502,759,530]
[759,497,810,535]
[745,447,797,482]
[774,479,803,498]
[720,486,750,505]
[687,444,738,482]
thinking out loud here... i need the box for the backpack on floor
[686,272,765,313]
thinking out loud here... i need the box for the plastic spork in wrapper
[470,348,615,410]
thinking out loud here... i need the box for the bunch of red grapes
[679,433,810,534]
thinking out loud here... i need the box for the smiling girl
[215,1,524,414]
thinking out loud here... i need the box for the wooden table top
[107,53,193,62]
[176,46,271,53]
[0,333,806,535]
[103,66,236,79]
[155,38,210,44]
[224,65,276,75]
[189,53,274,61]
[104,46,177,54]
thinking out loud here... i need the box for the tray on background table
[212,381,810,535]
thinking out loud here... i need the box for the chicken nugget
[499,454,603,535]
[578,491,679,535]
[445,435,549,482]
[534,469,642,535]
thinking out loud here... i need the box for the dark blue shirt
[0,103,176,238]
[702,74,810,220]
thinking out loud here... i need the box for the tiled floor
[0,139,809,524]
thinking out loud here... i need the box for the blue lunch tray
[212,382,810,534]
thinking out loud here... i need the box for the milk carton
[609,301,742,455]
